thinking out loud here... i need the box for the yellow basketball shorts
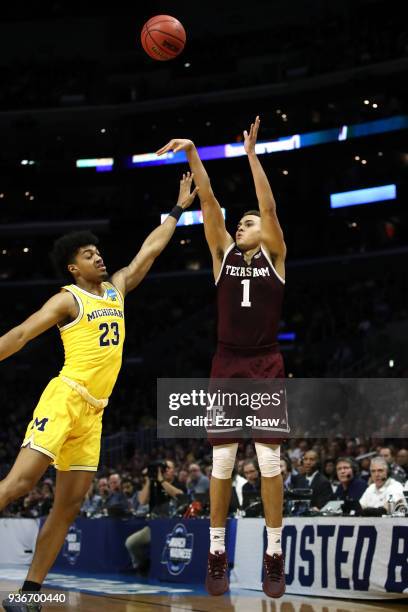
[22,377,103,471]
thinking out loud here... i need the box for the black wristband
[168,205,183,221]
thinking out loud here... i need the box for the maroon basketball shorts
[207,343,288,446]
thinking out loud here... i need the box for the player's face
[236,215,261,251]
[70,244,108,282]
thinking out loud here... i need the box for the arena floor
[0,567,406,611]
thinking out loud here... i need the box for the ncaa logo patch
[63,525,82,565]
[106,288,117,301]
[161,523,194,575]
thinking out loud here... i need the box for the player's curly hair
[50,231,99,279]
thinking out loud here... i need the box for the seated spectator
[379,447,407,484]
[323,458,338,492]
[38,480,54,516]
[302,450,332,510]
[97,476,110,506]
[332,457,367,502]
[230,466,246,509]
[81,481,103,517]
[280,455,308,490]
[397,448,408,479]
[186,463,209,497]
[359,457,407,513]
[177,468,189,488]
[122,478,141,513]
[21,487,43,518]
[241,459,261,510]
[105,473,130,517]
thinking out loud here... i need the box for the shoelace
[208,553,227,579]
[264,554,283,580]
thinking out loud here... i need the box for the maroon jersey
[216,243,285,348]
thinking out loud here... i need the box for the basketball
[141,15,186,61]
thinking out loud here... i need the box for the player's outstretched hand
[177,172,199,209]
[156,138,194,156]
[243,115,260,155]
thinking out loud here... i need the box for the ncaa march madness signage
[232,517,408,599]
[161,523,194,575]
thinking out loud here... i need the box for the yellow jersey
[59,282,125,399]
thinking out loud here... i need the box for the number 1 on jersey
[241,279,252,307]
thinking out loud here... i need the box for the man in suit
[280,456,308,490]
[242,459,262,509]
[302,450,332,510]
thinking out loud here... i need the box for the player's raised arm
[0,292,76,361]
[244,116,286,272]
[156,139,233,279]
[111,173,198,296]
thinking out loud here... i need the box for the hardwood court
[0,580,406,612]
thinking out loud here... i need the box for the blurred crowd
[2,439,407,521]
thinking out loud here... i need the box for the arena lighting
[278,332,296,341]
[161,208,226,227]
[130,115,408,167]
[76,158,113,172]
[330,184,396,209]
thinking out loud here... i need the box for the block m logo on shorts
[31,417,49,432]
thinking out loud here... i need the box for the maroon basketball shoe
[205,550,229,596]
[262,552,286,598]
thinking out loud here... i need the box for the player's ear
[67,263,78,275]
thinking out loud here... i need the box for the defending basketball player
[0,174,198,611]
[157,117,286,598]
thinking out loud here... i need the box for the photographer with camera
[124,460,185,575]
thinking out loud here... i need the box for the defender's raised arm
[111,173,198,296]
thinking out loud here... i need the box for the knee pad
[212,443,238,479]
[255,443,281,477]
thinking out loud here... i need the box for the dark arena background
[0,1,407,610]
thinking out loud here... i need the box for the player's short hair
[242,209,261,218]
[50,231,99,279]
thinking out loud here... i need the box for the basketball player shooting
[0,174,198,611]
[157,117,286,598]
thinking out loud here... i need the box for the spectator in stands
[98,476,110,501]
[177,468,189,487]
[359,457,407,513]
[302,450,332,510]
[21,487,43,518]
[105,473,130,517]
[238,459,260,511]
[38,480,54,516]
[323,458,338,492]
[379,447,407,484]
[122,478,141,513]
[357,454,374,482]
[81,481,103,517]
[232,466,247,508]
[396,448,408,479]
[280,455,308,490]
[186,463,209,497]
[332,457,367,502]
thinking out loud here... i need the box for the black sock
[22,580,41,592]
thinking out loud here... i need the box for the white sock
[210,527,226,554]
[266,526,282,556]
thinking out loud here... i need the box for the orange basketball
[141,15,186,61]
